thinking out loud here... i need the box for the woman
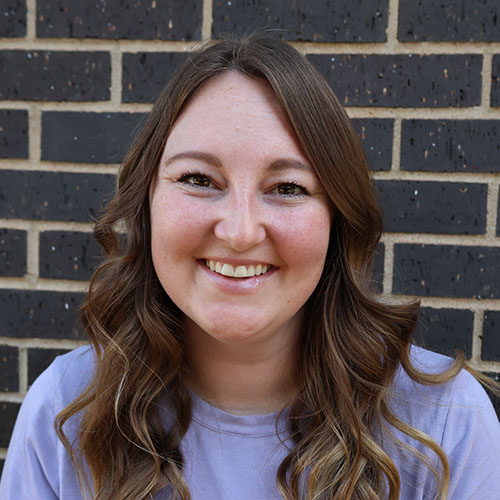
[1,34,499,500]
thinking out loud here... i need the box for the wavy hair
[57,34,470,500]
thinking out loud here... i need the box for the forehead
[161,71,306,161]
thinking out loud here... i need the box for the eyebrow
[161,150,313,173]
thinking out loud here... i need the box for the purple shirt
[1,346,499,499]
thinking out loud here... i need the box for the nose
[214,191,266,252]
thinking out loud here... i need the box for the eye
[275,182,309,197]
[177,171,212,188]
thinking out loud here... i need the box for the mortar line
[480,52,493,111]
[2,100,500,118]
[382,238,394,295]
[28,104,41,163]
[0,338,87,349]
[26,222,39,281]
[0,162,121,174]
[202,0,213,40]
[0,449,7,459]
[469,310,484,367]
[385,0,400,50]
[18,347,28,394]
[25,0,36,40]
[485,179,499,239]
[110,46,123,105]
[390,117,402,171]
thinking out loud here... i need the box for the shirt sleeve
[441,370,500,500]
[1,361,66,500]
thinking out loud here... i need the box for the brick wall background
[1,0,500,471]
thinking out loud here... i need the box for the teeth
[220,263,234,277]
[205,260,270,278]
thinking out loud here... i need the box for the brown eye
[277,183,307,196]
[178,172,212,188]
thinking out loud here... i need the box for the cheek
[274,207,331,267]
[150,195,211,255]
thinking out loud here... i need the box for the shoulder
[0,346,94,499]
[394,345,494,409]
[27,345,95,415]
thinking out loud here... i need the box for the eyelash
[176,170,310,197]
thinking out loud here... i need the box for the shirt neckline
[190,392,289,438]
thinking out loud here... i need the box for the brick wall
[1,0,500,471]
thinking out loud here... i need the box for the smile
[205,260,272,278]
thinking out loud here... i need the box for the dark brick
[308,54,482,107]
[40,231,101,281]
[399,0,500,42]
[0,170,115,222]
[0,109,28,159]
[37,0,202,40]
[0,229,26,277]
[212,0,388,42]
[0,290,85,340]
[414,308,473,358]
[401,120,500,173]
[0,51,110,101]
[485,373,500,418]
[42,112,146,164]
[0,0,26,37]
[492,55,500,107]
[122,52,189,103]
[393,244,500,299]
[0,459,3,477]
[351,119,393,171]
[497,187,500,236]
[0,345,18,392]
[371,242,384,293]
[0,402,20,447]
[28,348,71,386]
[376,181,486,234]
[482,311,500,362]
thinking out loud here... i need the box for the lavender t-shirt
[1,346,499,499]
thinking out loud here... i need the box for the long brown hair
[57,33,467,500]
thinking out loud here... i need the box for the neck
[183,319,301,415]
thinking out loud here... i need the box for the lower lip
[198,260,277,294]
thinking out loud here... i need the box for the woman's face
[150,71,332,349]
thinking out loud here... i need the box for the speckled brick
[0,289,85,340]
[351,119,393,171]
[0,109,28,159]
[376,181,486,234]
[0,0,26,37]
[42,112,146,163]
[0,51,110,101]
[414,308,473,358]
[0,170,116,222]
[371,242,384,293]
[393,244,500,299]
[0,402,19,447]
[0,345,18,392]
[307,54,482,107]
[399,0,500,42]
[497,187,500,236]
[0,229,26,277]
[401,120,500,173]
[122,52,189,103]
[28,348,71,386]
[40,231,101,281]
[37,0,202,40]
[212,0,388,42]
[491,55,500,107]
[482,311,500,362]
